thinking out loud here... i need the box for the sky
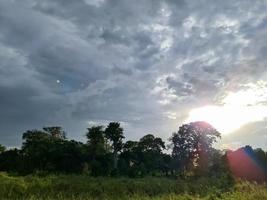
[1,0,267,149]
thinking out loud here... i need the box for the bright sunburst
[186,81,267,135]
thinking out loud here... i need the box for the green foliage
[0,121,266,199]
[0,173,264,200]
[20,128,86,173]
[105,122,125,153]
[0,173,239,200]
[86,126,106,156]
[0,144,6,153]
[0,121,266,182]
[86,126,113,176]
[105,122,125,171]
[139,134,165,153]
[170,121,221,175]
[119,134,168,177]
[0,148,22,172]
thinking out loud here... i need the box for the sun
[187,105,267,135]
[186,81,267,135]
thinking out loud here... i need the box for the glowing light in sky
[187,81,267,135]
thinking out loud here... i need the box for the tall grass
[0,172,266,199]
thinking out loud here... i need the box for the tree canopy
[0,121,266,182]
[170,121,221,173]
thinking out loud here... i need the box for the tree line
[0,121,266,180]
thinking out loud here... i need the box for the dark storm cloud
[1,0,267,147]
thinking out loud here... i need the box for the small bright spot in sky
[56,80,61,84]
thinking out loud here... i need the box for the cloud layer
[1,0,267,148]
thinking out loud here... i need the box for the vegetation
[0,173,265,200]
[0,121,267,199]
[0,144,5,153]
[0,121,234,177]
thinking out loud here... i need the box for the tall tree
[170,121,220,174]
[86,126,106,157]
[105,122,124,171]
[22,128,85,173]
[119,140,140,176]
[86,126,110,176]
[138,134,166,175]
[22,130,52,171]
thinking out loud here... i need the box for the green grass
[0,172,266,199]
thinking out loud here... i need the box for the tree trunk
[113,150,118,170]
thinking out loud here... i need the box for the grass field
[0,172,266,200]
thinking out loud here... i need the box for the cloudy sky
[1,0,267,149]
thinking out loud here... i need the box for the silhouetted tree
[138,134,166,175]
[121,140,140,165]
[206,148,231,177]
[21,127,86,173]
[22,130,52,171]
[119,135,167,177]
[86,126,111,176]
[105,122,124,172]
[46,140,86,173]
[170,121,221,175]
[139,134,165,153]
[86,126,106,157]
[119,140,140,177]
[254,148,267,167]
[0,121,263,182]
